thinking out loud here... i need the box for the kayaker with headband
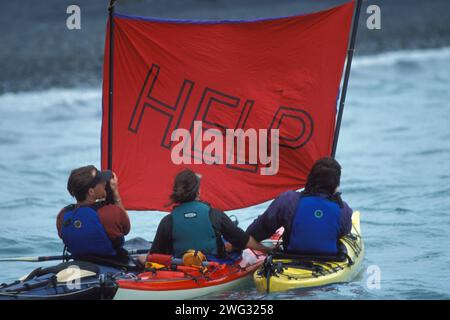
[56,165,131,259]
[148,169,271,261]
[246,157,353,256]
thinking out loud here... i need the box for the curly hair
[304,157,341,195]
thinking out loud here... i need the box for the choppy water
[1,47,450,299]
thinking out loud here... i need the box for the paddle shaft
[0,249,149,262]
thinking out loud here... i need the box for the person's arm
[56,208,65,239]
[97,205,130,240]
[213,210,273,253]
[149,215,173,255]
[119,208,131,235]
[213,209,249,251]
[339,201,353,237]
[108,171,126,212]
[246,190,299,241]
[245,235,272,253]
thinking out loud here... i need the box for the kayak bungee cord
[341,236,361,258]
[271,246,363,282]
[262,251,358,284]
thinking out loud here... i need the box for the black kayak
[0,261,121,300]
[0,238,149,300]
[0,255,147,300]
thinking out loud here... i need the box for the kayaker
[246,157,353,256]
[56,165,131,259]
[148,169,271,260]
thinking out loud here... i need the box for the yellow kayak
[254,211,364,293]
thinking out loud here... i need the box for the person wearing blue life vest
[148,169,271,261]
[246,157,353,256]
[56,165,130,259]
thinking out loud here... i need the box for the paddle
[0,255,70,262]
[0,248,150,263]
[0,237,152,263]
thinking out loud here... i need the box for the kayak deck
[254,211,364,293]
[114,249,267,300]
[0,261,120,300]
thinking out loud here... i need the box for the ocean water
[1,46,450,299]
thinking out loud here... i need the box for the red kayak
[114,248,266,300]
[113,232,282,300]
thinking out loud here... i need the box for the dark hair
[304,157,341,195]
[167,169,201,206]
[67,165,97,202]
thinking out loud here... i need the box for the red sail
[101,2,354,211]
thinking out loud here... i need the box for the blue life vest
[287,196,341,255]
[61,205,117,258]
[171,201,218,258]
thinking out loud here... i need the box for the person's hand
[224,242,233,252]
[273,241,283,250]
[109,172,119,192]
[109,172,125,209]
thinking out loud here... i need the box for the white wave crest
[353,46,450,68]
[0,88,101,113]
